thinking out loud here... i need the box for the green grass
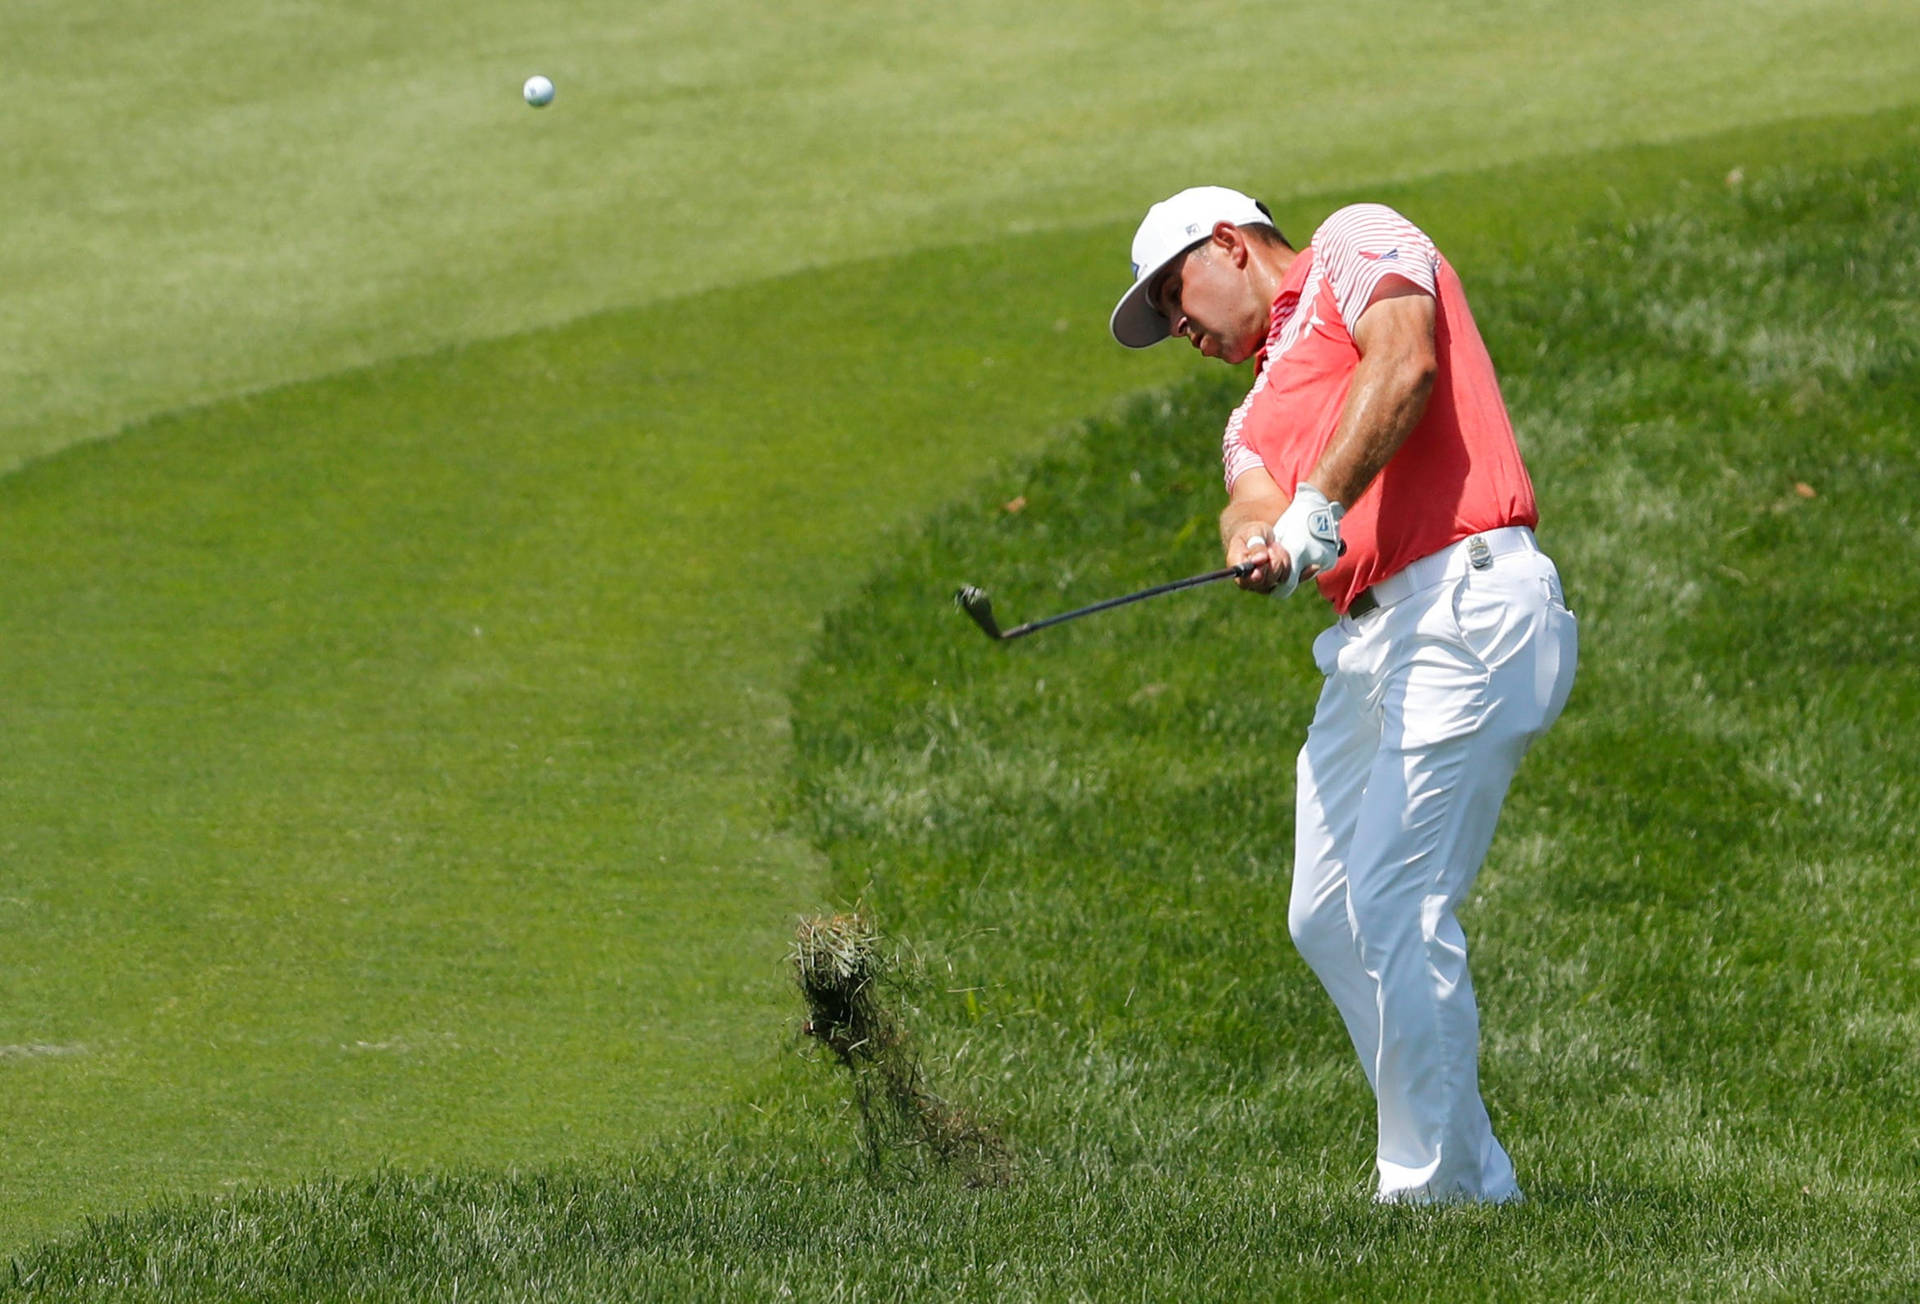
[9,102,1911,1250]
[11,0,1916,1246]
[9,112,1919,1299]
[7,0,1920,1282]
[0,217,1182,1242]
[8,0,1920,472]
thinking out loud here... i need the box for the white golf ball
[523,75,555,108]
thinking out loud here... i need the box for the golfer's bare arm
[1310,281,1438,506]
[1220,279,1438,592]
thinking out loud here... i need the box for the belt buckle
[1468,535,1492,570]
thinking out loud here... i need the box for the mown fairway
[3,0,1918,1292]
[0,222,1184,1242]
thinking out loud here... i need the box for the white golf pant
[1289,527,1576,1204]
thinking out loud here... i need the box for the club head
[954,585,1004,640]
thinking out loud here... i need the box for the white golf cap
[1109,186,1276,348]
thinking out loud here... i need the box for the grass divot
[792,914,1014,1187]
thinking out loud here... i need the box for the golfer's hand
[1228,528,1286,593]
[1269,484,1345,598]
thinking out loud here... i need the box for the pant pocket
[1312,622,1346,678]
[1449,570,1546,671]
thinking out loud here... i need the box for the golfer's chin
[1220,336,1262,366]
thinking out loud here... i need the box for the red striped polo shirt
[1222,204,1538,613]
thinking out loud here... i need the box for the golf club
[955,561,1259,641]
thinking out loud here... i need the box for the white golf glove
[1270,483,1345,598]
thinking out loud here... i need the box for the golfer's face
[1154,241,1262,364]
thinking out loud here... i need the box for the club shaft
[998,562,1255,639]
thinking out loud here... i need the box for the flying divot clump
[792,913,1013,1186]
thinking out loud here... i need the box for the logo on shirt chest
[1270,303,1327,362]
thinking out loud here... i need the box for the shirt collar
[1254,248,1315,373]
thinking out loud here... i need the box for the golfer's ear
[1213,220,1249,265]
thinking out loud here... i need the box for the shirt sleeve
[1220,374,1268,492]
[1313,204,1439,330]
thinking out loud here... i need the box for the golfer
[1111,187,1577,1203]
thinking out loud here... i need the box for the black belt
[1347,587,1379,618]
